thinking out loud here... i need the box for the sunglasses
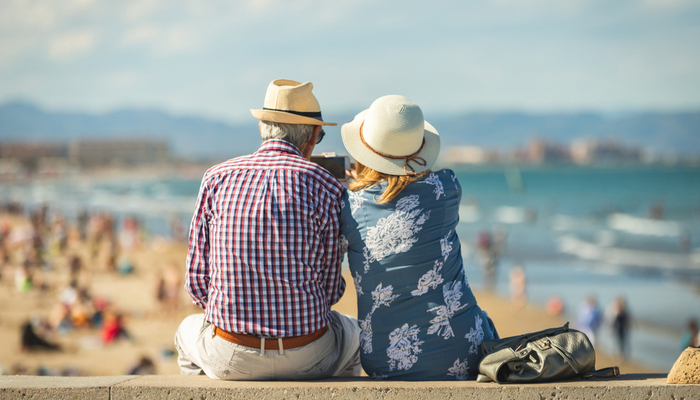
[316,128,326,144]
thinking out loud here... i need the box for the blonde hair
[349,162,430,204]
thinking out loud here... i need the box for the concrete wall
[1,374,698,400]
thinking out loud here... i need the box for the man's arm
[320,191,346,306]
[184,175,213,309]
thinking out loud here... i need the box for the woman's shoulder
[404,169,459,198]
[413,169,457,185]
[426,168,457,182]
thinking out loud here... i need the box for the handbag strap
[488,322,570,353]
[582,366,620,379]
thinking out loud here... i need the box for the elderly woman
[340,95,497,380]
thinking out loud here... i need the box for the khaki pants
[174,312,361,380]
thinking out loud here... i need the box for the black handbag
[477,322,619,383]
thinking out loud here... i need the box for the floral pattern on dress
[362,246,373,273]
[447,358,469,380]
[354,271,364,296]
[359,283,401,354]
[363,195,430,268]
[464,313,485,355]
[440,231,453,261]
[359,313,374,354]
[426,280,469,340]
[411,260,444,297]
[387,323,424,371]
[372,282,401,308]
[450,171,459,190]
[349,190,366,215]
[420,173,445,200]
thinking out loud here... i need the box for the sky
[1,0,699,124]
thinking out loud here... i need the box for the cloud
[48,30,97,60]
[0,0,57,29]
[67,0,96,9]
[124,0,164,21]
[118,24,198,56]
[0,38,37,68]
[120,25,160,47]
[161,25,197,54]
[104,71,140,89]
[641,0,695,9]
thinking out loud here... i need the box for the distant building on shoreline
[442,136,651,166]
[69,140,169,168]
[443,146,495,164]
[570,138,642,165]
[0,142,67,165]
[526,137,572,164]
[0,139,170,179]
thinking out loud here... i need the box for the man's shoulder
[202,155,253,180]
[291,158,345,197]
[203,153,343,197]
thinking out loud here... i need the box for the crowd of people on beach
[575,295,631,358]
[0,201,184,376]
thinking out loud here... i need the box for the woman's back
[341,169,496,380]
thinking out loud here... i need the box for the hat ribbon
[263,107,323,119]
[359,121,427,176]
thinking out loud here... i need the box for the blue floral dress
[340,169,497,380]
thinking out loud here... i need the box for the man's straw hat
[341,95,440,176]
[250,79,336,126]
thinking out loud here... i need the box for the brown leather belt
[213,325,328,350]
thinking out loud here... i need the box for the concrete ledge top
[0,375,137,388]
[2,374,699,400]
[116,373,669,388]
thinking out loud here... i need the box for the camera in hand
[311,153,349,181]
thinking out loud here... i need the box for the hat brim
[250,109,337,126]
[341,109,440,176]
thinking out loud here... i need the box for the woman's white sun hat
[341,95,440,176]
[251,79,337,126]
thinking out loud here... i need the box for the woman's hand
[345,163,357,180]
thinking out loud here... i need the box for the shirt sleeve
[184,173,213,309]
[319,189,346,307]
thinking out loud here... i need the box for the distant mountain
[0,102,261,160]
[0,102,698,159]
[432,111,700,155]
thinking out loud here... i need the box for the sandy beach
[0,213,662,377]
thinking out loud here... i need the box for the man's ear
[312,125,322,141]
[300,126,321,160]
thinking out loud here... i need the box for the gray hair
[260,121,315,150]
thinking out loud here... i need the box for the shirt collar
[256,139,304,158]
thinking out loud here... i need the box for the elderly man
[175,79,361,380]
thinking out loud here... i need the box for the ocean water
[2,165,698,371]
[453,165,700,371]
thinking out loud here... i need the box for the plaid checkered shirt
[185,139,346,337]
